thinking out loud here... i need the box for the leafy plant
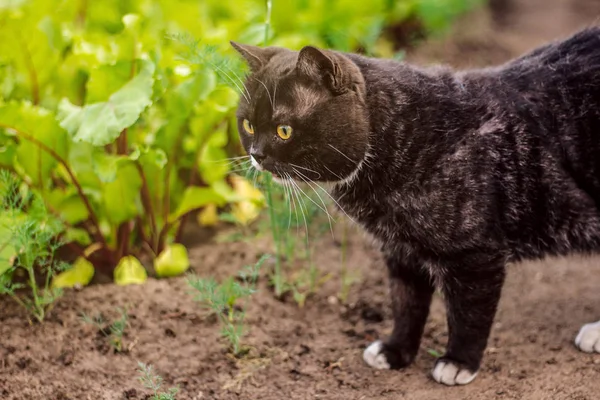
[0,0,482,293]
[82,307,130,352]
[188,254,268,356]
[0,0,265,283]
[137,362,179,400]
[0,170,67,322]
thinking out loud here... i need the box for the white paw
[432,360,478,386]
[363,340,391,370]
[575,320,600,353]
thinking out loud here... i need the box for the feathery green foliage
[188,254,268,355]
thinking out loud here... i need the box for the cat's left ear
[230,41,281,72]
[296,46,364,95]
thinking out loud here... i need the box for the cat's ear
[296,46,362,95]
[230,41,279,72]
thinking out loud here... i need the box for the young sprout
[188,254,268,355]
[82,307,130,353]
[137,362,179,400]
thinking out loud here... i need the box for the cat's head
[231,42,370,183]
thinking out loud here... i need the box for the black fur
[232,27,600,379]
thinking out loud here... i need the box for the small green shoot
[338,219,360,303]
[82,307,130,353]
[188,254,268,356]
[0,171,66,323]
[137,362,179,400]
[427,348,443,358]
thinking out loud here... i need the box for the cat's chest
[335,186,445,252]
[333,178,486,256]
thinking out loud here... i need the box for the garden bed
[2,0,600,399]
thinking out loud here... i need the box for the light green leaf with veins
[57,59,155,146]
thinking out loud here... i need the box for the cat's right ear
[230,41,275,72]
[296,46,364,95]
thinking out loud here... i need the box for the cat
[231,26,600,386]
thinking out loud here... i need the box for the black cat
[231,26,600,385]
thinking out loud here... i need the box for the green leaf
[0,213,18,276]
[0,102,68,186]
[102,163,142,225]
[85,60,134,103]
[0,140,16,167]
[206,86,239,113]
[57,59,155,146]
[64,227,91,246]
[169,186,226,222]
[67,142,102,191]
[198,145,228,184]
[154,243,190,278]
[46,188,89,224]
[51,257,95,288]
[167,70,217,119]
[92,151,132,183]
[114,255,147,286]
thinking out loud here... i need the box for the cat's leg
[363,255,434,369]
[431,256,506,386]
[575,320,600,353]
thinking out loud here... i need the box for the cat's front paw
[363,341,390,369]
[431,358,478,386]
[363,340,412,370]
[575,321,600,353]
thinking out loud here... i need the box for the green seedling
[188,254,268,355]
[0,171,66,323]
[137,362,178,400]
[338,219,360,303]
[428,348,443,358]
[82,307,130,353]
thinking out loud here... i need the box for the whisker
[323,164,344,180]
[289,171,331,216]
[212,63,251,103]
[289,178,309,243]
[209,155,250,163]
[289,163,322,178]
[255,78,273,109]
[272,81,279,111]
[281,174,293,230]
[328,143,356,163]
[294,168,357,224]
[292,168,335,238]
[285,173,301,235]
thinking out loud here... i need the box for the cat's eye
[277,125,293,140]
[242,119,254,135]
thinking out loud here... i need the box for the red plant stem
[4,125,107,248]
[136,162,158,252]
[168,121,227,245]
[114,128,130,260]
[15,33,40,105]
[113,55,138,260]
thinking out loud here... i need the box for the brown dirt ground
[2,0,600,399]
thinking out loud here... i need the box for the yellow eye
[277,125,293,140]
[242,119,254,135]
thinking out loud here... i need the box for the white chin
[250,156,264,171]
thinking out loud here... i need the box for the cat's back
[494,26,600,106]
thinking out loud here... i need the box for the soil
[2,0,600,399]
